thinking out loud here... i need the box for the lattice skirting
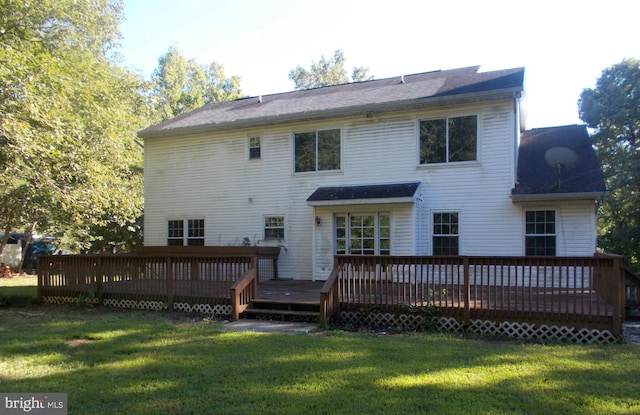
[41,296,232,316]
[338,311,618,344]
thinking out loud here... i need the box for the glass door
[335,213,390,255]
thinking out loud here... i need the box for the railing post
[611,257,623,336]
[95,256,103,305]
[37,256,43,303]
[463,257,470,326]
[251,256,258,298]
[166,257,174,310]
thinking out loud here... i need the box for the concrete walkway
[623,321,640,344]
[221,319,318,335]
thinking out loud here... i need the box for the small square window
[249,136,261,159]
[264,216,284,240]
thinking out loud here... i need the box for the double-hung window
[167,219,205,246]
[420,115,477,164]
[249,136,261,159]
[433,212,459,255]
[264,216,285,240]
[525,210,556,256]
[294,128,341,172]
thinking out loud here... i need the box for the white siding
[144,99,599,280]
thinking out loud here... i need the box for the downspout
[513,92,521,183]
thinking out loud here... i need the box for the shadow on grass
[0,286,38,307]
[0,306,639,415]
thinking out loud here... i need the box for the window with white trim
[335,212,390,255]
[294,128,341,172]
[525,210,556,256]
[264,216,285,240]
[167,219,205,246]
[249,136,261,159]
[433,212,459,255]
[420,115,477,164]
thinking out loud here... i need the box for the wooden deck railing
[623,267,640,312]
[319,264,340,324]
[230,257,258,320]
[38,252,255,310]
[332,254,625,335]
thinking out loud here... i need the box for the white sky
[119,0,639,129]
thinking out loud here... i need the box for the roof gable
[512,125,606,200]
[139,66,524,139]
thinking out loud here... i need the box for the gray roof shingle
[139,65,524,138]
[307,182,421,204]
[513,125,606,198]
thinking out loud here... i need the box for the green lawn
[0,305,639,415]
[0,275,37,306]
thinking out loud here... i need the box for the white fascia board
[511,192,606,203]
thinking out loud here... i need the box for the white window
[294,128,341,172]
[249,136,261,159]
[167,219,204,246]
[335,213,390,255]
[264,216,285,240]
[420,115,477,164]
[433,212,459,255]
[525,210,556,256]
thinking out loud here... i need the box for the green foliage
[0,307,639,414]
[151,46,242,121]
[288,50,373,90]
[579,59,640,268]
[0,0,148,253]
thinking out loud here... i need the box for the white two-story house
[139,65,606,281]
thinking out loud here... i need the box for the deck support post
[463,257,471,327]
[166,257,174,310]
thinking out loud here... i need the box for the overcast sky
[119,0,639,129]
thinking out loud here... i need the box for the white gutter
[511,192,607,203]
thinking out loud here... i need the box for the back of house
[139,65,605,281]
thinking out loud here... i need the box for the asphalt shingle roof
[513,125,606,196]
[139,65,524,138]
[307,182,421,203]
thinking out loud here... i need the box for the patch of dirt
[65,336,99,348]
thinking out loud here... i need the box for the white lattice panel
[336,311,618,344]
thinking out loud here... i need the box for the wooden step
[250,299,319,312]
[242,308,320,318]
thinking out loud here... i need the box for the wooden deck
[256,280,323,303]
[37,251,627,337]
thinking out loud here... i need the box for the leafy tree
[152,46,242,121]
[0,0,149,254]
[578,58,640,268]
[288,50,373,90]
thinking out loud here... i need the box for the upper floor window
[167,219,205,246]
[249,136,261,159]
[525,210,556,256]
[264,216,285,240]
[420,115,477,164]
[294,128,340,172]
[433,212,459,255]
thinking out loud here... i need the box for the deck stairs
[241,299,321,321]
[240,280,323,322]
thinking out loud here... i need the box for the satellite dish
[544,146,580,190]
[544,146,579,170]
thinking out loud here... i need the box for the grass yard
[0,304,638,415]
[0,274,38,306]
